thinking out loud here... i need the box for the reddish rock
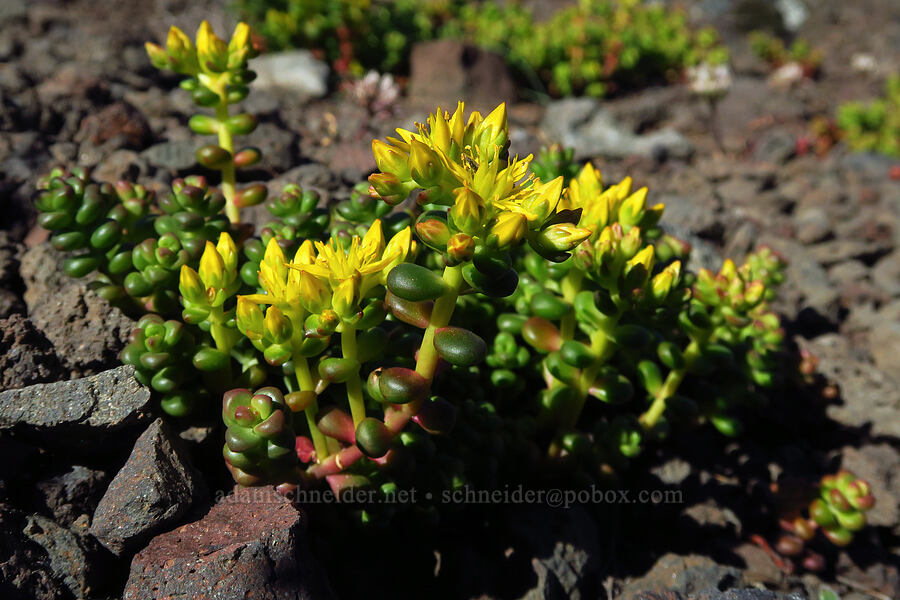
[408,39,516,114]
[78,101,151,148]
[123,485,335,600]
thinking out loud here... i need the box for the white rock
[251,50,329,99]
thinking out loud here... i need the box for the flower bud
[449,187,486,234]
[408,139,444,188]
[446,233,475,264]
[488,212,528,249]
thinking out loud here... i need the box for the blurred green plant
[234,0,728,97]
[836,75,900,157]
[748,30,822,78]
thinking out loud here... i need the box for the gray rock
[657,194,721,237]
[621,553,742,600]
[808,239,888,267]
[409,39,517,114]
[242,121,298,173]
[22,514,93,599]
[252,50,329,100]
[19,243,134,377]
[759,237,840,324]
[36,465,108,527]
[662,223,722,273]
[793,207,831,244]
[871,250,900,297]
[0,504,71,600]
[651,457,692,486]
[840,445,900,531]
[803,334,900,438]
[0,365,152,435]
[827,260,868,286]
[93,148,148,183]
[541,98,694,161]
[91,418,205,556]
[140,140,196,172]
[868,322,900,375]
[123,485,334,600]
[508,505,601,600]
[0,0,26,23]
[0,314,65,392]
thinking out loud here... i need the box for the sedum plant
[33,19,875,551]
[836,75,900,157]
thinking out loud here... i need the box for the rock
[802,334,900,438]
[0,0,26,23]
[732,543,783,586]
[19,243,134,377]
[542,98,694,161]
[123,485,334,600]
[621,553,742,600]
[827,260,868,286]
[0,288,25,318]
[0,504,71,600]
[651,457,692,487]
[662,223,722,273]
[0,314,65,391]
[682,500,741,536]
[36,465,108,527]
[807,239,889,267]
[93,148,148,183]
[840,445,900,531]
[507,505,601,600]
[631,591,801,600]
[76,101,151,149]
[793,207,831,244]
[657,194,721,238]
[140,139,196,172]
[252,50,329,100]
[867,322,900,382]
[759,237,840,326]
[0,365,151,436]
[22,513,93,599]
[871,250,900,297]
[242,121,297,173]
[91,418,205,556]
[408,39,517,114]
[752,130,797,165]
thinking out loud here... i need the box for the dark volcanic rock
[22,513,94,599]
[0,505,70,600]
[0,365,152,435]
[36,465,108,527]
[123,485,334,600]
[621,553,743,600]
[19,243,134,377]
[0,314,65,391]
[90,418,205,556]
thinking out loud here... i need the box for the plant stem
[308,264,465,479]
[291,328,329,461]
[214,102,239,224]
[559,269,583,341]
[341,324,366,427]
[415,264,464,380]
[639,339,702,430]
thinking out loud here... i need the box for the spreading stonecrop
[32,18,875,548]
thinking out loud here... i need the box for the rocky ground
[0,0,898,599]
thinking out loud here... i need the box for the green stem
[639,339,702,430]
[341,324,366,427]
[415,264,464,381]
[290,324,329,461]
[559,269,583,341]
[215,102,239,224]
[294,355,330,461]
[209,308,234,384]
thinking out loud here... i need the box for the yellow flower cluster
[369,102,590,256]
[240,220,412,323]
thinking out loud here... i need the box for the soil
[0,1,897,599]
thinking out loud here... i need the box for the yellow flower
[284,221,412,318]
[240,238,307,311]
